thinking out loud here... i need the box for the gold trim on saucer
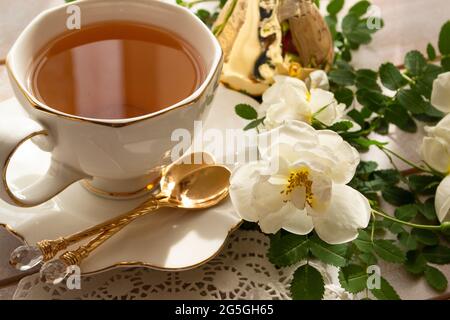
[0,220,242,274]
[0,222,26,242]
[1,130,49,208]
[5,52,223,128]
[81,180,152,199]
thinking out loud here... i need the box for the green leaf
[442,56,450,71]
[424,266,448,292]
[195,9,212,27]
[408,174,441,194]
[414,78,433,100]
[398,232,418,250]
[290,264,325,300]
[382,186,415,206]
[349,1,371,17]
[338,264,368,293]
[356,88,387,112]
[347,29,372,45]
[326,0,345,16]
[342,14,359,33]
[327,121,353,132]
[414,102,445,122]
[329,69,356,86]
[341,48,352,61]
[360,252,378,265]
[334,87,354,107]
[422,64,444,84]
[351,137,387,149]
[418,199,439,222]
[373,240,406,263]
[342,14,372,45]
[411,229,439,246]
[384,104,417,133]
[347,110,366,126]
[354,230,373,253]
[405,250,427,275]
[235,104,258,120]
[268,233,309,267]
[404,50,427,76]
[394,204,419,222]
[356,161,378,175]
[325,15,338,39]
[374,117,389,134]
[396,89,426,114]
[427,43,437,60]
[309,235,348,267]
[423,245,450,264]
[438,20,450,55]
[382,219,405,234]
[243,118,265,131]
[356,69,380,91]
[370,277,401,300]
[373,169,401,185]
[379,63,408,90]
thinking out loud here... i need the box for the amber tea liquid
[28,21,204,119]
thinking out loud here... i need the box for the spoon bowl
[166,165,231,209]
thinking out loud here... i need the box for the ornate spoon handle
[61,198,160,266]
[11,196,161,271]
[39,198,161,284]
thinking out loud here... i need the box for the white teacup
[0,0,222,207]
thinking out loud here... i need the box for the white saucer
[0,85,258,274]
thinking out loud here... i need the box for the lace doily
[13,230,352,300]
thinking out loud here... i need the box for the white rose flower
[229,120,370,244]
[261,75,345,129]
[431,71,450,113]
[436,176,450,223]
[421,114,450,223]
[308,70,330,90]
[306,70,330,91]
[421,114,450,174]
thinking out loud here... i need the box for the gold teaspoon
[39,165,231,284]
[10,152,215,271]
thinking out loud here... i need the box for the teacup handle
[0,116,86,207]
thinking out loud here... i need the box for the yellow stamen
[281,167,314,207]
[305,90,311,102]
[289,62,302,78]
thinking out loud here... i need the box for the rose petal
[436,176,450,223]
[264,100,310,130]
[309,88,335,114]
[308,70,330,90]
[431,72,450,113]
[258,202,293,234]
[317,130,360,184]
[290,187,307,210]
[282,203,314,235]
[314,102,346,126]
[263,75,309,105]
[252,180,285,214]
[313,184,371,244]
[420,136,450,173]
[258,120,319,159]
[229,161,268,222]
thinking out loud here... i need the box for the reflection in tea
[28,21,205,119]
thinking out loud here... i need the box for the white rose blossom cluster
[260,71,347,129]
[421,71,450,223]
[229,120,371,244]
